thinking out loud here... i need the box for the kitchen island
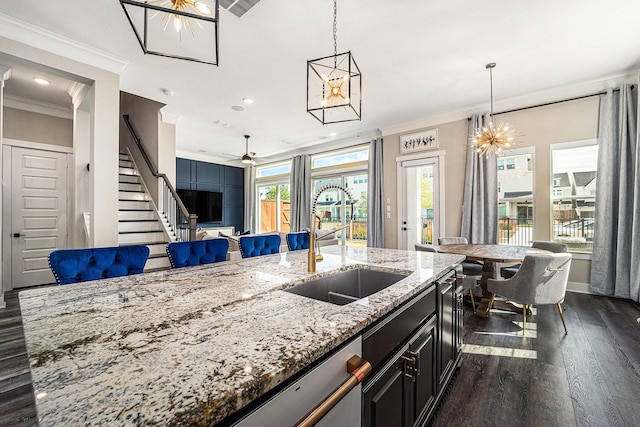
[19,246,464,426]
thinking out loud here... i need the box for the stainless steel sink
[284,268,409,305]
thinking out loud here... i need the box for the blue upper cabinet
[176,158,244,229]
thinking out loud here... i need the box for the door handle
[13,233,24,238]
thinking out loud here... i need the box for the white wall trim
[4,94,73,119]
[380,68,640,136]
[567,281,594,295]
[0,13,128,75]
[2,138,73,154]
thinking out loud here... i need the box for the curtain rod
[468,85,635,119]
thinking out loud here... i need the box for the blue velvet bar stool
[286,231,310,251]
[238,234,281,258]
[48,245,150,285]
[166,238,229,268]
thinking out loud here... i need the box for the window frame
[549,138,597,257]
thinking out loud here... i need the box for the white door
[10,147,68,288]
[398,157,443,250]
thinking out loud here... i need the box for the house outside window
[497,149,534,245]
[551,140,598,253]
[255,161,292,233]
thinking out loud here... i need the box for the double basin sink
[284,268,409,305]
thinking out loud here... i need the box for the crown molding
[4,94,73,119]
[0,13,128,75]
[380,68,640,136]
[67,81,88,106]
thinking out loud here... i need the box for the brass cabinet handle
[295,355,372,427]
[546,267,564,272]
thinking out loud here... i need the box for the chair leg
[557,303,568,334]
[522,304,527,336]
[469,290,476,314]
[488,293,495,311]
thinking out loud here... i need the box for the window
[256,161,291,178]
[551,141,598,253]
[497,150,534,246]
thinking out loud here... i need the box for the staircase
[118,152,172,272]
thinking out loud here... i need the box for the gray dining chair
[487,252,572,336]
[415,242,480,313]
[501,240,568,279]
[437,236,483,276]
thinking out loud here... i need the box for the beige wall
[119,92,166,205]
[382,96,600,285]
[3,107,72,146]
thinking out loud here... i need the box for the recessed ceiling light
[231,105,245,111]
[329,132,337,137]
[199,149,207,153]
[162,89,174,96]
[242,97,254,104]
[33,77,50,85]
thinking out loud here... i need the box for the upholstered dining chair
[238,234,281,258]
[437,236,483,276]
[286,231,310,251]
[416,242,480,313]
[487,252,572,336]
[166,238,229,268]
[48,245,150,286]
[414,243,438,252]
[501,241,568,279]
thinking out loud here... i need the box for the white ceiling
[1,0,640,165]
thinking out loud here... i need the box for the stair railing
[122,114,197,242]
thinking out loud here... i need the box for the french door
[398,156,443,250]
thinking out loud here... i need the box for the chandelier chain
[333,0,338,57]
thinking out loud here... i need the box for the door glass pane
[257,183,290,233]
[345,174,368,246]
[313,177,344,243]
[406,165,434,246]
[497,153,534,245]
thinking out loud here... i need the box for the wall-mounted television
[177,189,223,223]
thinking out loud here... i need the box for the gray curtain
[590,84,640,302]
[460,113,498,244]
[367,138,384,247]
[243,165,256,233]
[290,154,311,231]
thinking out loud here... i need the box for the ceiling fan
[241,135,256,165]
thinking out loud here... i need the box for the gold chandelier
[471,63,520,158]
[120,0,219,65]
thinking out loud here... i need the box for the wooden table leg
[475,261,495,318]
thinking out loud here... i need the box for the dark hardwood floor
[433,292,640,427]
[0,289,639,427]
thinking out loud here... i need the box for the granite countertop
[19,246,464,426]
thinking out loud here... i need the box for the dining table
[432,243,550,317]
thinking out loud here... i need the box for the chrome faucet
[309,184,355,272]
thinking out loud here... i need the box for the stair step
[119,167,138,176]
[119,182,144,192]
[119,159,134,168]
[119,210,156,221]
[147,243,169,257]
[119,221,163,233]
[144,256,171,272]
[119,231,166,244]
[119,153,130,161]
[119,191,147,201]
[120,200,152,210]
[119,174,141,184]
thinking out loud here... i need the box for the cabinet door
[438,276,455,391]
[409,318,436,426]
[454,287,464,358]
[363,348,409,427]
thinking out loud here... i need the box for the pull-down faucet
[308,184,354,272]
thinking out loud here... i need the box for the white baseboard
[567,281,594,294]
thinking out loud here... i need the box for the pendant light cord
[333,0,338,68]
[487,62,496,122]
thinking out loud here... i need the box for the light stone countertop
[19,246,464,426]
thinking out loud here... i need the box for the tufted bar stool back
[238,234,281,258]
[286,231,310,251]
[166,238,229,268]
[48,245,150,286]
